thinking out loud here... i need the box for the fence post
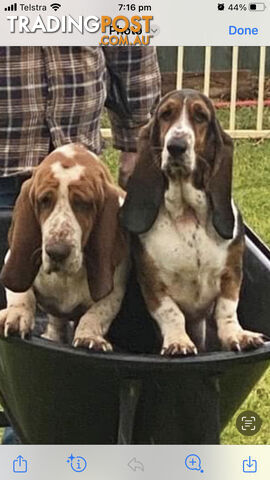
[229,46,239,131]
[176,46,184,90]
[257,46,266,131]
[204,47,212,97]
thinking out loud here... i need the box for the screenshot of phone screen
[0,1,269,479]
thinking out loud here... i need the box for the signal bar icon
[5,2,17,11]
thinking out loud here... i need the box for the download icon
[243,456,257,473]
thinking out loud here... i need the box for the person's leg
[0,175,28,445]
[0,177,19,210]
[2,426,20,444]
[0,173,31,210]
[0,176,20,309]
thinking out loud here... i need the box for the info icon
[236,410,262,436]
[218,3,225,10]
[67,454,87,473]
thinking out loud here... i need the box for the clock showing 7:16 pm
[118,3,152,12]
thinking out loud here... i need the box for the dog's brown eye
[38,193,53,210]
[72,197,92,211]
[160,108,173,121]
[194,110,208,124]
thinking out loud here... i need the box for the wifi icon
[50,3,61,11]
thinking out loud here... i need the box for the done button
[229,25,259,35]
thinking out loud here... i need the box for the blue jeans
[0,176,25,445]
[0,175,23,209]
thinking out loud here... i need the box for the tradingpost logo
[4,6,155,44]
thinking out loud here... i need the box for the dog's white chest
[140,205,228,314]
[34,266,92,316]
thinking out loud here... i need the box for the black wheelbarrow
[0,209,269,444]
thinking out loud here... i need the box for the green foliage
[221,368,270,444]
[101,143,120,182]
[233,139,270,245]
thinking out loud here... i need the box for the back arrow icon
[128,458,144,472]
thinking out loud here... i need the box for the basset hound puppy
[121,89,264,356]
[0,144,129,351]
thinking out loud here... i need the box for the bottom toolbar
[0,445,269,479]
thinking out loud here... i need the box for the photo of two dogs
[0,89,266,356]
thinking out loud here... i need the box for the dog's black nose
[45,243,71,262]
[167,138,188,157]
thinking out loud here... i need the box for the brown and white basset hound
[0,144,129,351]
[120,89,264,356]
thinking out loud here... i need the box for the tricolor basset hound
[121,89,264,356]
[0,144,129,351]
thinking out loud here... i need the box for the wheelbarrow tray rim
[1,336,270,376]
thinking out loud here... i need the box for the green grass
[1,109,269,445]
[217,105,270,131]
[102,144,120,181]
[233,139,270,245]
[221,136,270,444]
[221,368,270,444]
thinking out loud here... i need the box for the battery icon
[249,2,266,10]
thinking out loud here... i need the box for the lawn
[217,104,270,131]
[222,140,270,445]
[0,108,269,444]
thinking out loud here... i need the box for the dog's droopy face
[121,89,235,240]
[157,90,216,178]
[31,146,107,275]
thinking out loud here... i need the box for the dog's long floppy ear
[120,115,166,234]
[0,179,42,292]
[207,117,235,240]
[85,185,126,302]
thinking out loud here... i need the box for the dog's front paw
[0,306,35,339]
[161,334,198,356]
[219,328,265,351]
[73,333,113,352]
